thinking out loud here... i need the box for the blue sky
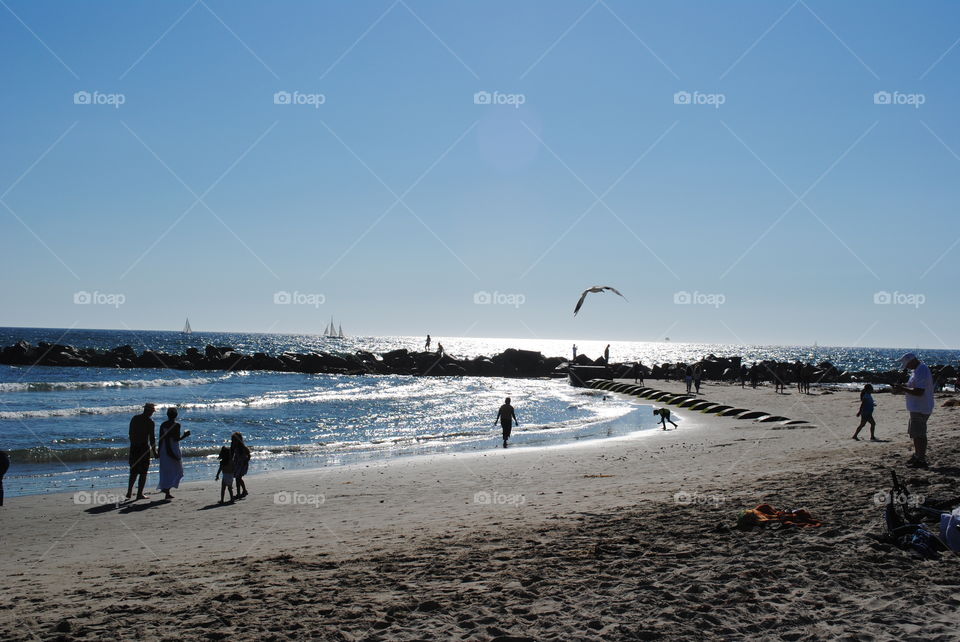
[1,1,958,348]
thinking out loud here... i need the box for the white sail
[338,323,344,338]
[183,318,192,334]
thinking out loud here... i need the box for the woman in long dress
[157,407,190,500]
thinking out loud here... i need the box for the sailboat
[324,317,345,339]
[182,318,192,334]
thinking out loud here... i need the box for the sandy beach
[3,379,960,640]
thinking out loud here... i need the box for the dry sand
[2,379,960,640]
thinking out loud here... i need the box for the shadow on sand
[118,499,169,514]
[198,502,235,510]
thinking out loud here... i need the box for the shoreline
[3,394,673,500]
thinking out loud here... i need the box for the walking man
[892,353,935,468]
[126,403,157,500]
[494,397,520,449]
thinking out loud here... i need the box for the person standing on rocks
[495,397,520,449]
[424,335,431,351]
[572,344,578,360]
[604,344,610,364]
[892,353,934,468]
[126,403,157,500]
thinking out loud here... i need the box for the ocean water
[1,327,957,498]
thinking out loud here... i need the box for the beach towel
[737,504,823,530]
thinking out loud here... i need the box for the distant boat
[664,337,670,342]
[182,318,192,334]
[324,317,345,339]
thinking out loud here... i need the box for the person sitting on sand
[126,403,157,500]
[231,432,251,498]
[214,446,235,504]
[157,407,190,500]
[0,448,9,507]
[852,384,877,441]
[494,397,519,449]
[654,407,677,430]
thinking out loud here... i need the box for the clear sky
[1,1,958,348]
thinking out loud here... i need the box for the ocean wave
[0,378,463,421]
[0,375,230,393]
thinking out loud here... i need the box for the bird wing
[606,286,628,301]
[573,290,590,315]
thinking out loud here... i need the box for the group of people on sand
[738,362,814,393]
[126,403,251,504]
[854,353,935,469]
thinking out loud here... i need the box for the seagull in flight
[573,286,627,316]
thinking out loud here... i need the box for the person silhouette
[0,449,9,507]
[157,407,190,500]
[604,344,610,363]
[126,403,157,500]
[494,397,520,448]
[425,335,431,351]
